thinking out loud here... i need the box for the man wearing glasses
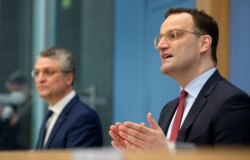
[33,47,103,149]
[109,8,250,151]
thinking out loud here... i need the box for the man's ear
[199,35,212,53]
[66,72,74,86]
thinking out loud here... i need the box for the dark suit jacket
[36,95,103,149]
[158,70,250,145]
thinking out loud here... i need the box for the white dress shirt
[43,90,76,146]
[166,68,216,140]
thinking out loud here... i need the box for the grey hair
[39,47,76,84]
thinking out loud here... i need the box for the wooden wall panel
[196,0,229,79]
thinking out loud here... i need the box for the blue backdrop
[113,0,195,123]
[113,0,250,124]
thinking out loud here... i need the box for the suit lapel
[177,95,208,141]
[44,116,67,148]
[177,70,223,141]
[159,98,179,135]
[36,116,49,149]
[44,95,79,149]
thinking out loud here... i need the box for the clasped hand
[109,112,168,152]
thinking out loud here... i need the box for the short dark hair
[39,47,76,84]
[7,71,27,86]
[165,8,219,64]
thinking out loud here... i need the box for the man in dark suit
[109,8,250,151]
[34,47,103,149]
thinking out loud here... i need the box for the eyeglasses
[31,69,68,78]
[153,29,203,48]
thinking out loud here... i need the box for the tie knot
[45,110,54,120]
[180,90,188,99]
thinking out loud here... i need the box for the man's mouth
[162,54,173,60]
[38,86,47,90]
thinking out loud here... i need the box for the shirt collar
[49,90,76,115]
[181,68,216,98]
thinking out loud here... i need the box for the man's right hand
[109,122,127,151]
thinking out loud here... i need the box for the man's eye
[167,32,177,40]
[43,70,48,75]
[49,70,55,75]
[34,71,39,76]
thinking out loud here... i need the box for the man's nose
[157,37,170,50]
[36,73,46,81]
